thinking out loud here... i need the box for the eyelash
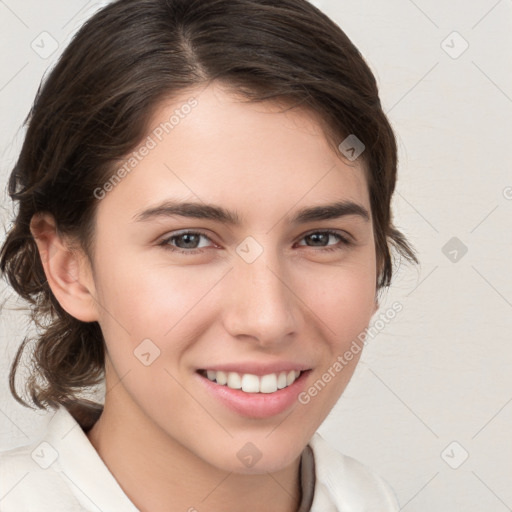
[158,229,352,255]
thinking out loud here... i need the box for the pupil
[181,234,198,248]
[309,233,327,246]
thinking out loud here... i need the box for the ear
[30,212,99,322]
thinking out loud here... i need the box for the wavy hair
[0,0,417,430]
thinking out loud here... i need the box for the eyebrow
[132,199,370,225]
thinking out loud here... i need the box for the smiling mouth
[197,369,304,394]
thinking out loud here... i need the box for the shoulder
[309,432,400,511]
[1,405,139,512]
[0,433,83,511]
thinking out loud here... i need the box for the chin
[202,434,306,475]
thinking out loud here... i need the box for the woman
[0,0,417,510]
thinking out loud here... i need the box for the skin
[30,82,378,512]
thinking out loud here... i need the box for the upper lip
[197,362,311,376]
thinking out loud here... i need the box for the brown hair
[0,0,417,429]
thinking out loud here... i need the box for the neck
[86,385,302,512]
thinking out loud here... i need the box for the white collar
[44,405,139,511]
[12,405,398,511]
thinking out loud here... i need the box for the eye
[158,229,352,255]
[296,229,352,252]
[158,230,214,255]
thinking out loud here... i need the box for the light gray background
[1,1,511,510]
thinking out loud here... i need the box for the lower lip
[196,371,311,419]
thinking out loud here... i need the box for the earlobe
[30,212,99,322]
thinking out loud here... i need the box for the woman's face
[87,82,377,473]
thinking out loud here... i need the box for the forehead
[96,83,370,224]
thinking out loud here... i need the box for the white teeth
[277,372,287,389]
[241,374,260,393]
[260,373,277,393]
[216,370,227,385]
[203,369,302,393]
[227,372,242,389]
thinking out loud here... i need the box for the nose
[222,246,300,348]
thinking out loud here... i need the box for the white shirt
[0,405,400,511]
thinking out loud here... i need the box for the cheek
[91,260,215,413]
[297,258,377,348]
[294,263,375,417]
[93,257,223,356]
